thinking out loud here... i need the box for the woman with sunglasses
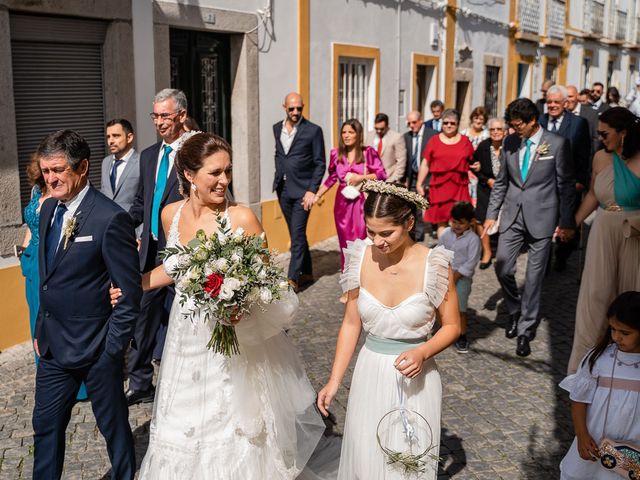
[568,107,640,374]
[416,109,474,238]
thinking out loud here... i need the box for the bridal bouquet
[161,217,290,356]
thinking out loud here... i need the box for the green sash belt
[364,333,426,355]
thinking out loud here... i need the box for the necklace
[609,350,640,368]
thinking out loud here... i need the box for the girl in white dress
[317,181,461,479]
[560,291,640,480]
[114,133,330,479]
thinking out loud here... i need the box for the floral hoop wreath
[361,180,430,210]
[174,130,205,197]
[375,407,440,474]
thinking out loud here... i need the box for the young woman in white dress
[317,181,461,479]
[114,132,330,479]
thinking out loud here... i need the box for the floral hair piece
[174,130,205,197]
[361,180,429,210]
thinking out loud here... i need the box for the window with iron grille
[338,57,375,132]
[484,65,500,118]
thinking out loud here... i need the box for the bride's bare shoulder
[227,203,264,235]
[161,200,185,223]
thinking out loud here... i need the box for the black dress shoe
[479,259,492,270]
[126,386,155,406]
[516,336,531,357]
[505,313,519,339]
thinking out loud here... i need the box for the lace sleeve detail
[559,355,598,404]
[339,238,371,293]
[425,245,454,308]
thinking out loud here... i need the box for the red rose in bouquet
[204,273,224,297]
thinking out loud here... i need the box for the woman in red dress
[417,108,473,237]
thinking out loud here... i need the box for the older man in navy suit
[127,88,185,405]
[33,130,142,479]
[273,92,326,291]
[539,85,591,271]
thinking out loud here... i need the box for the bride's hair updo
[363,184,417,237]
[175,132,232,196]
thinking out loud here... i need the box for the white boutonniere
[536,143,550,156]
[62,212,80,250]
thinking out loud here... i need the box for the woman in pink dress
[416,109,473,237]
[314,118,387,269]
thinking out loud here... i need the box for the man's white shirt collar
[114,147,135,163]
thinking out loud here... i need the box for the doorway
[170,29,231,141]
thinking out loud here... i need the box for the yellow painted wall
[0,265,31,351]
[261,187,338,253]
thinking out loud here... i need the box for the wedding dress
[337,238,452,480]
[138,203,329,479]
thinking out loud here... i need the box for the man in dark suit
[539,85,592,271]
[127,88,185,405]
[534,79,555,115]
[567,85,600,160]
[33,130,142,479]
[424,100,444,132]
[273,92,326,291]
[590,82,610,114]
[484,98,575,357]
[404,110,437,241]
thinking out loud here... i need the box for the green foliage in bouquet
[161,216,290,356]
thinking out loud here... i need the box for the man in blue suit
[273,92,326,291]
[424,100,445,132]
[127,88,185,405]
[33,130,142,479]
[539,85,591,271]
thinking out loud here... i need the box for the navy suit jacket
[539,111,591,186]
[273,118,326,198]
[129,141,183,272]
[403,125,437,187]
[424,118,441,132]
[36,186,142,368]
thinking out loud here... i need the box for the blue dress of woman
[21,183,87,401]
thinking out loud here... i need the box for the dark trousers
[278,187,312,281]
[554,190,583,265]
[494,210,552,338]
[409,175,425,241]
[33,350,135,480]
[127,285,172,391]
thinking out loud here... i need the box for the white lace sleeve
[559,354,598,404]
[425,246,454,308]
[339,238,371,293]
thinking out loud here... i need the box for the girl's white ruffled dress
[559,343,640,480]
[138,203,329,479]
[337,238,453,480]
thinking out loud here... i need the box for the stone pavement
[0,235,581,479]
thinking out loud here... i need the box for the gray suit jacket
[100,150,140,213]
[486,130,576,239]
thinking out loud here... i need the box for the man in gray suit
[101,119,140,215]
[483,98,576,357]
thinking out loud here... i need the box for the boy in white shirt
[438,202,482,352]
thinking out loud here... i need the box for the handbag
[598,347,640,478]
[341,159,367,200]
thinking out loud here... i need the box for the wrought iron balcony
[584,0,605,36]
[547,0,566,39]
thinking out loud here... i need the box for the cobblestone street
[0,236,580,479]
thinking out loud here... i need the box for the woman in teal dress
[20,156,87,401]
[568,107,640,373]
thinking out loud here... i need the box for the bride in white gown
[317,181,460,479]
[119,132,332,479]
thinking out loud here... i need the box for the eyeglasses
[287,106,303,112]
[489,128,505,132]
[149,111,183,120]
[442,121,457,126]
[597,130,609,139]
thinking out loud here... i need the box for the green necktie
[521,138,533,180]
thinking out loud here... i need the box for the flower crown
[361,180,429,209]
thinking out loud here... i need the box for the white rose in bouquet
[219,284,234,301]
[259,288,273,303]
[215,258,229,272]
[232,227,245,239]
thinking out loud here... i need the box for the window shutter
[10,14,107,212]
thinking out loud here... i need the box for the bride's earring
[191,183,197,192]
